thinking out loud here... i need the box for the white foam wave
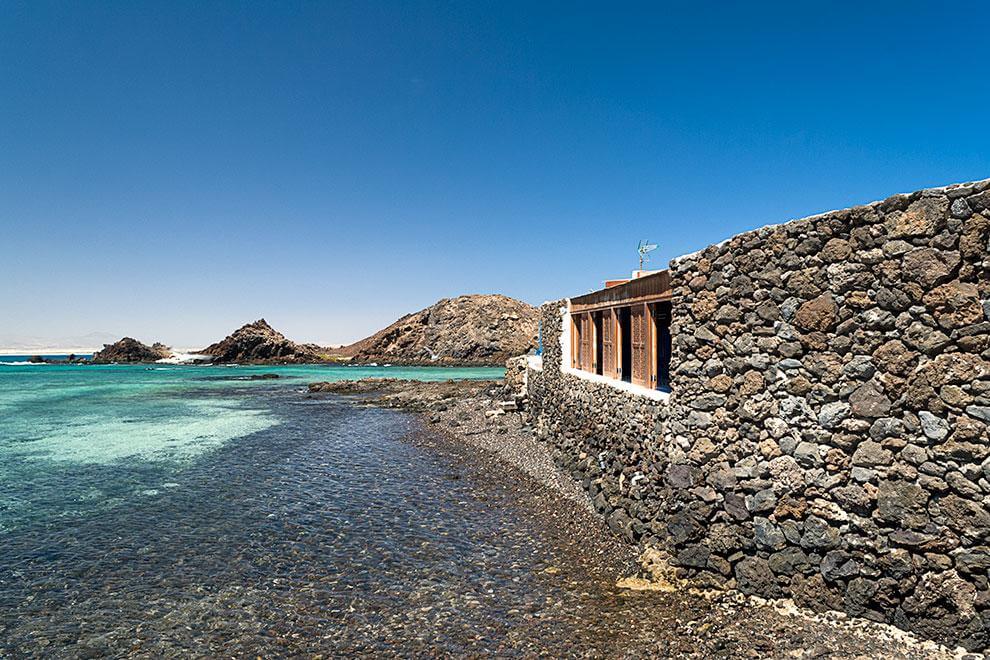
[156,352,211,365]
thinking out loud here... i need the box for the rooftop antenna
[637,240,658,270]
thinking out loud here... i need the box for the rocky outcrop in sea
[200,319,328,364]
[334,294,538,366]
[91,338,173,363]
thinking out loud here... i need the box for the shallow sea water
[0,362,659,657]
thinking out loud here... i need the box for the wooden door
[602,309,616,378]
[631,304,649,387]
[652,302,672,392]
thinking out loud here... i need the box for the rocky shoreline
[305,377,968,658]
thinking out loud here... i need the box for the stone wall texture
[525,179,990,651]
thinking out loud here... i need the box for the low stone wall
[525,179,990,650]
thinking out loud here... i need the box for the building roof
[569,270,672,313]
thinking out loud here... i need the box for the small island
[91,338,173,364]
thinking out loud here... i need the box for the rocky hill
[200,319,328,364]
[335,294,538,366]
[91,338,173,363]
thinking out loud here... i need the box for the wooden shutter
[602,309,616,378]
[631,304,648,386]
[580,313,594,372]
[571,313,581,369]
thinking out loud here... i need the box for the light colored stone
[882,240,913,256]
[707,374,733,393]
[925,353,990,387]
[950,197,972,218]
[768,455,805,493]
[818,402,851,429]
[851,440,893,467]
[765,417,789,439]
[918,411,950,441]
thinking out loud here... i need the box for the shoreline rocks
[308,377,499,410]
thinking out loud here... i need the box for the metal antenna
[637,240,658,270]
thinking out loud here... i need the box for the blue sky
[2,1,988,347]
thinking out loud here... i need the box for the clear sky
[2,1,988,347]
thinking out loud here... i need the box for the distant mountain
[200,319,329,364]
[333,294,538,366]
[0,331,120,353]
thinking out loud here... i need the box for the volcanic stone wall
[526,179,990,650]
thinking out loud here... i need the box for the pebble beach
[310,377,972,658]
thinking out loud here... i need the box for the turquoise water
[0,361,500,528]
[0,360,669,656]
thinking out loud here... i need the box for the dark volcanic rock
[91,338,172,363]
[201,319,327,364]
[333,294,538,366]
[735,556,781,597]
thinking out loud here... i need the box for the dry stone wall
[526,179,990,651]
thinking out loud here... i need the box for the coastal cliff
[91,338,172,363]
[334,294,538,366]
[200,319,328,364]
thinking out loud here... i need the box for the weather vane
[637,240,658,270]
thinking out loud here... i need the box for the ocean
[0,360,648,656]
